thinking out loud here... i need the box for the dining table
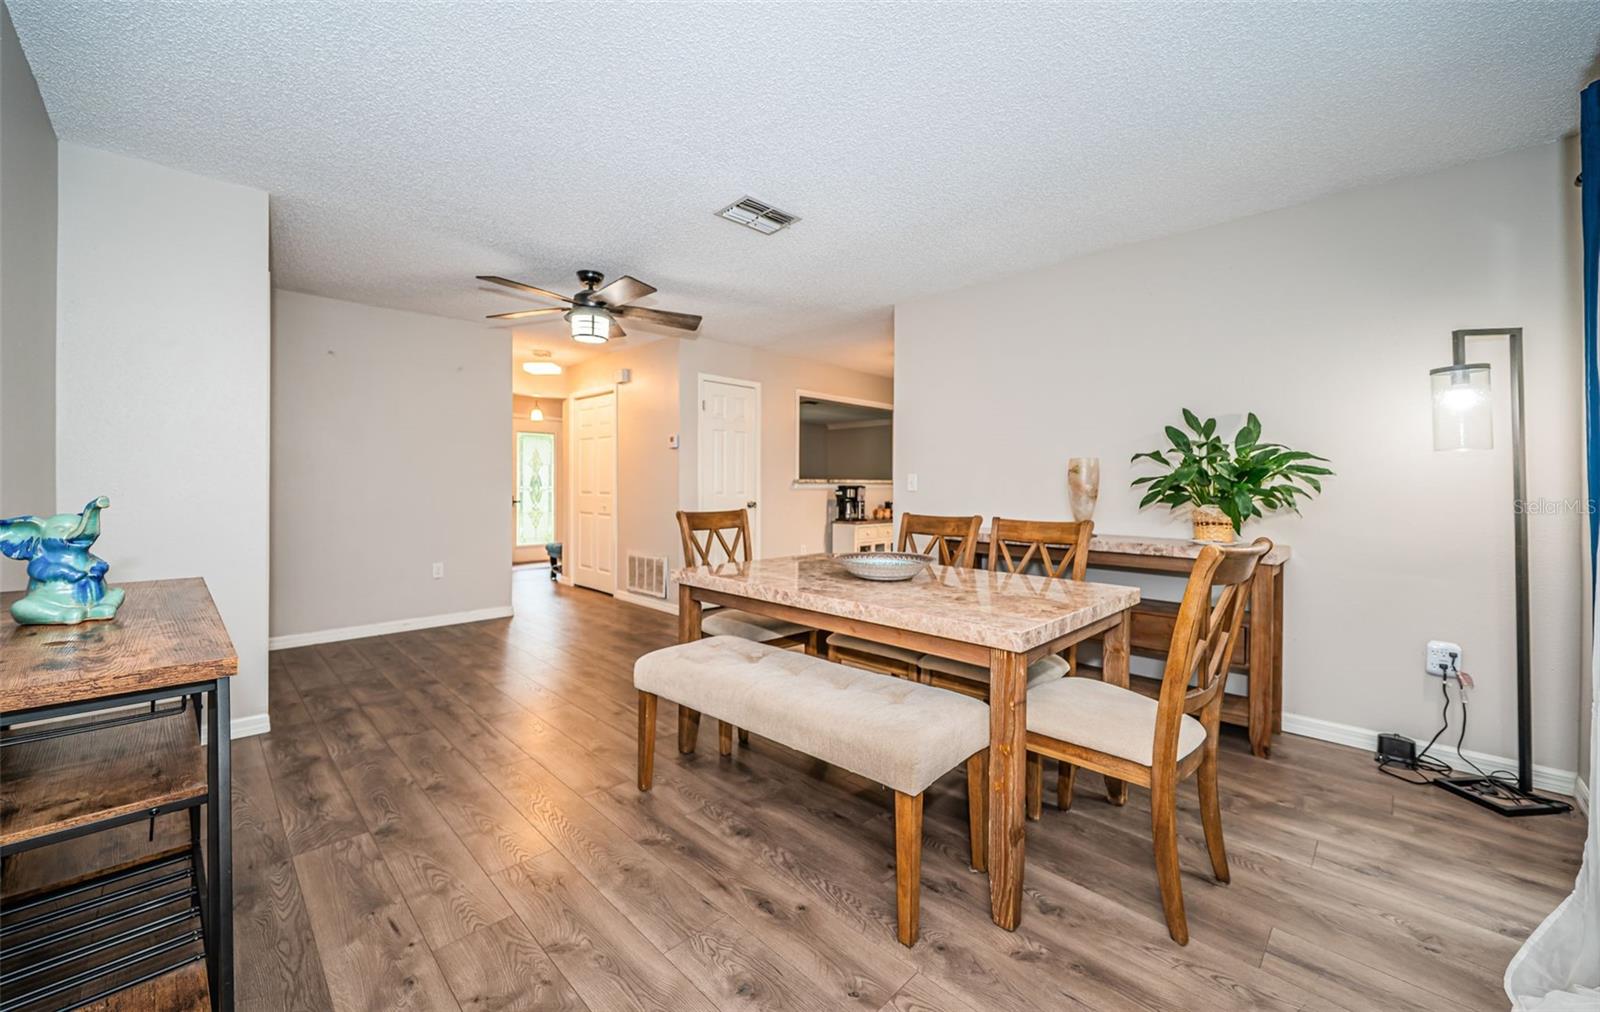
[674,552,1141,931]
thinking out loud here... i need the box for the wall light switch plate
[906,473,919,492]
[432,562,445,580]
[667,434,679,449]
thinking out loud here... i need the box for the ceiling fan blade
[614,305,703,332]
[611,321,627,339]
[591,275,657,308]
[476,275,573,304]
[486,307,567,321]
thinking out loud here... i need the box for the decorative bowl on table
[835,551,929,582]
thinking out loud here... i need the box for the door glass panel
[516,432,556,547]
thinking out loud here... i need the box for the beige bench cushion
[1026,677,1206,767]
[701,608,808,643]
[826,634,924,667]
[635,636,988,795]
[919,652,1069,688]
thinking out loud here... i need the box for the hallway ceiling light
[529,401,545,422]
[522,360,563,375]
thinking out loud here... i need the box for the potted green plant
[1130,410,1331,542]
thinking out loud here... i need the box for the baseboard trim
[268,606,515,651]
[230,714,271,740]
[1576,777,1590,816]
[1282,712,1578,798]
[616,590,677,615]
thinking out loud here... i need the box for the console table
[1,578,235,1010]
[976,532,1290,758]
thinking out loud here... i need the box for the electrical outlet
[1425,640,1461,678]
[432,562,444,580]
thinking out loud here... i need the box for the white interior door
[573,390,616,593]
[697,375,761,557]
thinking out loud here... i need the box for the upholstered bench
[634,635,990,946]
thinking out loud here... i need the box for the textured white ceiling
[10,1,1595,377]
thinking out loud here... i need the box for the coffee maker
[834,484,866,520]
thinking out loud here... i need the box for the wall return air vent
[716,197,799,235]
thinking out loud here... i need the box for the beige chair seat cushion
[701,608,808,643]
[918,652,1069,688]
[826,634,924,668]
[635,636,988,795]
[1026,677,1207,767]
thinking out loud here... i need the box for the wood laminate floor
[4,568,1586,1010]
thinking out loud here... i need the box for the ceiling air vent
[716,197,799,235]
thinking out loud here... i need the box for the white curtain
[1503,634,1599,1009]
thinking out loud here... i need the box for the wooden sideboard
[976,533,1290,758]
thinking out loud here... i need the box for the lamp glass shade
[1430,363,1492,450]
[569,308,611,345]
[522,361,562,375]
[529,404,544,422]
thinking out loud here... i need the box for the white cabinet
[832,521,894,554]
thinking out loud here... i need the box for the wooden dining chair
[677,509,821,748]
[826,513,982,681]
[1024,537,1270,945]
[918,517,1093,702]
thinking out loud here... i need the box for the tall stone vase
[1067,458,1100,522]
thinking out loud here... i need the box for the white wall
[895,140,1584,775]
[55,143,271,729]
[270,290,509,641]
[0,1,57,590]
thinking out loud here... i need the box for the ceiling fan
[476,269,702,345]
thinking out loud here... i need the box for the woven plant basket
[1191,506,1236,543]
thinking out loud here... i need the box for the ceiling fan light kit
[568,306,612,345]
[477,270,703,345]
[522,360,562,375]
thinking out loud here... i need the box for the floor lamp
[1429,327,1569,816]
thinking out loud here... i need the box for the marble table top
[676,554,1139,653]
[976,529,1292,566]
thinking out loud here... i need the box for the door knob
[746,501,757,509]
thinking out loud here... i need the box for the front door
[513,427,558,565]
[573,390,617,593]
[697,375,761,557]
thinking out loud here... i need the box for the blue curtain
[1586,80,1599,594]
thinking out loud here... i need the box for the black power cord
[1376,654,1574,815]
[1376,674,1455,784]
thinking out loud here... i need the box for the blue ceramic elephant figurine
[0,496,125,625]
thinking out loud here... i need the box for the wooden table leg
[678,585,702,643]
[987,649,1028,931]
[1101,612,1131,806]
[677,586,705,754]
[1248,570,1275,758]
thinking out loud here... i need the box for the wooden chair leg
[1105,772,1128,807]
[966,751,988,872]
[1196,747,1229,883]
[1026,753,1043,821]
[1057,762,1076,811]
[637,692,657,791]
[738,728,751,747]
[1150,773,1188,945]
[678,706,701,755]
[895,791,923,947]
[805,629,822,656]
[718,720,734,757]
